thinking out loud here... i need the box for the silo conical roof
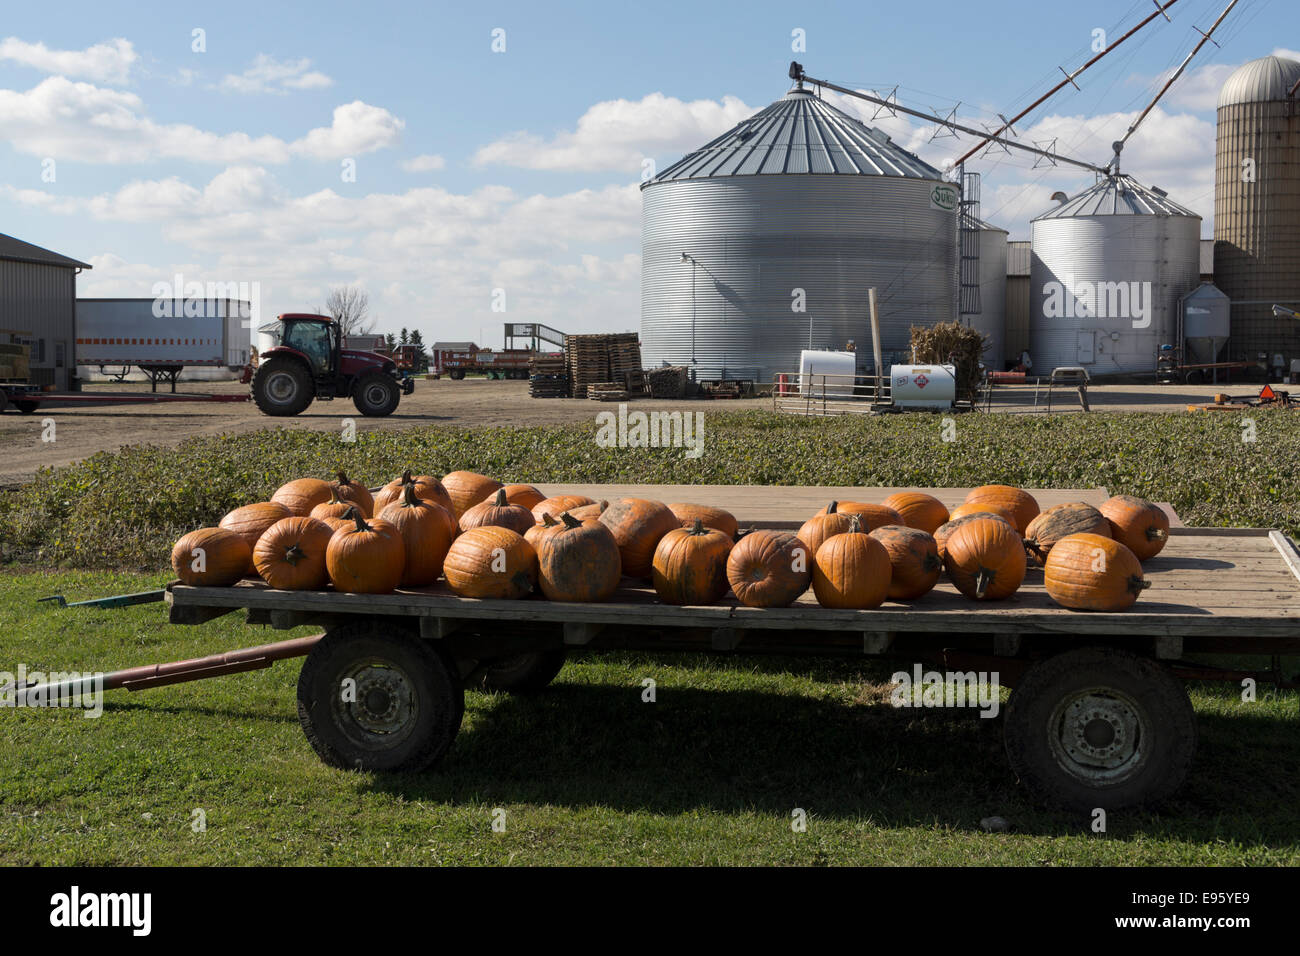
[646,86,944,184]
[1218,55,1300,108]
[1031,174,1199,220]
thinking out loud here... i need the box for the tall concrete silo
[640,85,958,382]
[1029,175,1201,376]
[1214,55,1300,367]
[961,214,1008,370]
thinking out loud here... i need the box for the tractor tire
[448,369,465,381]
[353,373,401,417]
[14,400,39,414]
[252,358,314,416]
[475,650,567,694]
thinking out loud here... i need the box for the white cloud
[473,92,755,172]
[401,153,446,172]
[0,37,136,85]
[0,78,402,163]
[219,54,333,95]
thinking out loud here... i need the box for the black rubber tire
[14,400,39,415]
[1004,646,1196,813]
[476,650,567,694]
[352,373,401,417]
[448,369,465,381]
[1185,369,1205,386]
[297,624,464,772]
[252,358,314,416]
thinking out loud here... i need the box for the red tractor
[250,313,414,417]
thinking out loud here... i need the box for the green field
[2,412,1298,865]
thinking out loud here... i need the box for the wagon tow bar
[0,634,322,705]
[37,589,166,609]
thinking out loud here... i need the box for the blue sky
[0,0,1294,342]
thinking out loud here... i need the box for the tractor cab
[258,314,338,375]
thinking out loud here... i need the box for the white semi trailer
[75,298,253,391]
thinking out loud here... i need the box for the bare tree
[323,286,374,336]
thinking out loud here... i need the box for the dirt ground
[0,376,1272,488]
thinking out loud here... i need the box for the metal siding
[1005,276,1031,359]
[963,227,1007,368]
[641,176,958,380]
[0,259,76,389]
[1030,212,1201,375]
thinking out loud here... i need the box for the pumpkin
[1099,495,1170,560]
[725,530,811,608]
[219,501,291,572]
[598,498,681,579]
[797,501,855,557]
[946,501,1008,525]
[1044,533,1150,611]
[502,483,546,510]
[812,516,892,609]
[667,503,739,540]
[443,527,537,599]
[652,518,734,605]
[442,470,503,519]
[531,494,595,523]
[309,489,355,524]
[270,478,334,517]
[379,483,456,587]
[962,485,1039,535]
[934,512,1016,562]
[253,516,334,590]
[536,512,623,602]
[325,510,406,594]
[1024,502,1111,562]
[815,501,903,532]
[318,513,356,536]
[524,513,562,549]
[567,499,609,522]
[881,492,950,535]
[869,524,942,600]
[943,516,1027,600]
[330,470,374,517]
[373,469,455,515]
[459,488,535,535]
[171,527,251,587]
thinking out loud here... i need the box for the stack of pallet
[564,334,610,399]
[528,353,568,398]
[608,333,644,395]
[587,382,629,402]
[647,365,690,399]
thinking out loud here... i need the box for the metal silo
[1214,55,1300,368]
[960,214,1008,371]
[640,85,958,382]
[1028,175,1201,376]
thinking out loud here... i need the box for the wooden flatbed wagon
[158,485,1300,813]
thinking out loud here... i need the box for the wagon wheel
[297,623,464,772]
[476,649,567,694]
[1003,646,1196,813]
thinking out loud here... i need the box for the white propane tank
[890,364,956,408]
[799,350,857,396]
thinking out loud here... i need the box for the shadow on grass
[361,671,1300,844]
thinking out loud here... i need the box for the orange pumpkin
[934,512,1016,562]
[725,530,811,608]
[812,517,892,609]
[962,485,1039,535]
[536,512,622,602]
[442,470,503,519]
[219,501,291,572]
[815,501,903,532]
[330,470,374,517]
[869,524,942,600]
[271,478,334,517]
[881,492,950,535]
[443,526,537,599]
[652,519,734,606]
[1099,495,1170,561]
[373,469,454,515]
[797,501,855,557]
[943,516,1027,601]
[597,498,680,579]
[379,483,456,587]
[666,503,739,540]
[502,483,546,510]
[531,494,595,523]
[253,516,334,590]
[946,501,1007,525]
[325,510,405,594]
[1024,502,1111,562]
[171,527,251,587]
[567,499,609,522]
[1044,533,1150,611]
[524,513,562,550]
[459,488,536,535]
[310,489,355,524]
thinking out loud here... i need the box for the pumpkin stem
[540,513,558,527]
[597,499,609,513]
[401,482,422,508]
[561,512,582,529]
[326,488,344,505]
[400,468,414,485]
[337,470,352,487]
[1147,527,1167,541]
[689,517,708,536]
[494,488,509,507]
[284,543,305,567]
[346,507,371,533]
[734,526,756,541]
[847,514,862,533]
[974,567,995,599]
[1129,575,1151,595]
[828,501,838,514]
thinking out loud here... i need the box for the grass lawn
[3,569,1298,866]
